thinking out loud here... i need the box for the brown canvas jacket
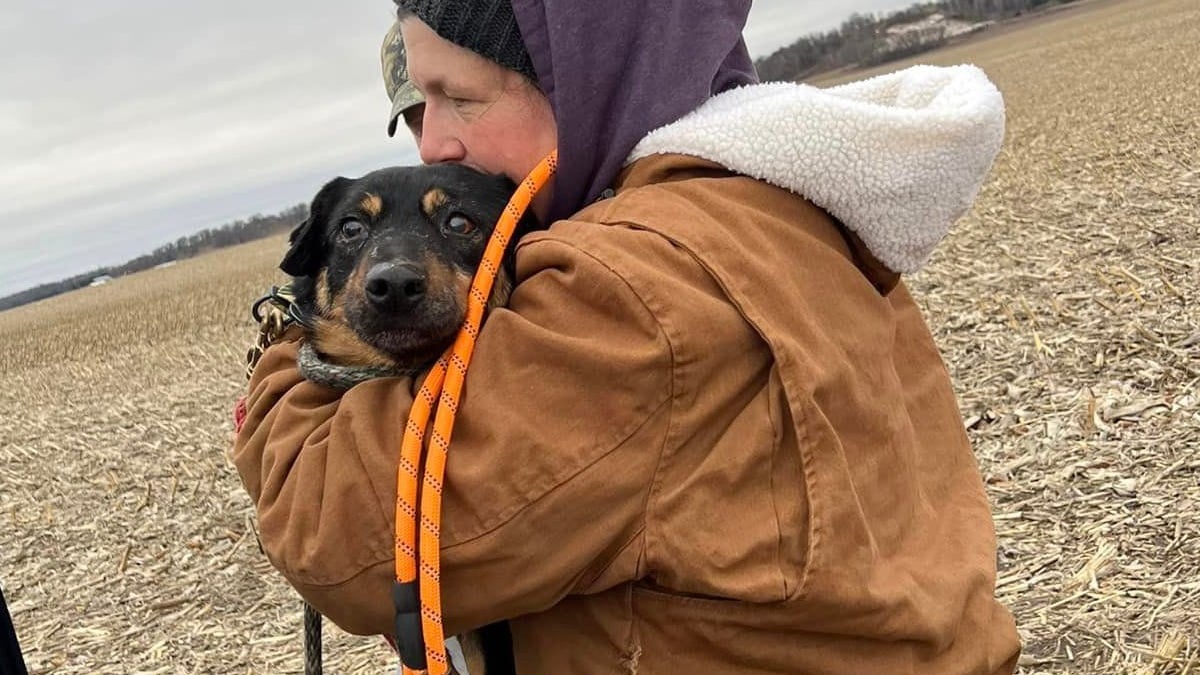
[233,153,1020,674]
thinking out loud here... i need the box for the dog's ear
[280,177,352,277]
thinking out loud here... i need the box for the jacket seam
[765,370,790,600]
[439,395,671,552]
[341,396,407,575]
[594,205,820,601]
[576,220,681,580]
[280,554,394,591]
[578,525,647,590]
[441,235,674,556]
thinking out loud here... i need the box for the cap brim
[381,19,423,138]
[386,81,423,137]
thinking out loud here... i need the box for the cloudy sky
[0,0,920,298]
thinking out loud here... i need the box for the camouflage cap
[381,20,424,138]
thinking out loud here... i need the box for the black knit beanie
[395,0,538,84]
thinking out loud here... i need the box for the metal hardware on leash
[242,282,324,675]
[245,285,301,381]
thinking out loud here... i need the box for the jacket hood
[627,65,1006,273]
[510,0,758,223]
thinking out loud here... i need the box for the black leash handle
[393,580,427,670]
[304,601,323,675]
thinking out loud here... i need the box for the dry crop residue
[1,0,1197,672]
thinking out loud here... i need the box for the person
[232,0,1022,672]
[1,584,29,675]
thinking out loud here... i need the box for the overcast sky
[0,0,920,298]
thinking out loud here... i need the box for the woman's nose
[417,117,467,164]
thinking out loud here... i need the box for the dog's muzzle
[365,263,427,313]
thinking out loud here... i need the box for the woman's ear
[280,177,352,277]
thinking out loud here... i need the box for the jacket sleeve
[232,232,672,637]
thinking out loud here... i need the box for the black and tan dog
[281,163,539,382]
[280,163,537,675]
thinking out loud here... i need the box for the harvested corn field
[1,0,1197,672]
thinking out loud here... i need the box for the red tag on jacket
[233,396,248,434]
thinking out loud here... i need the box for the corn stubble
[2,0,1197,671]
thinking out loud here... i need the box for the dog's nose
[365,263,426,311]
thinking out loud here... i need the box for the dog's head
[281,164,540,370]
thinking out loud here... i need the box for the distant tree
[0,202,309,312]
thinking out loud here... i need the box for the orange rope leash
[394,151,558,675]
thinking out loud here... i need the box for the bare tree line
[755,0,1079,82]
[0,204,306,312]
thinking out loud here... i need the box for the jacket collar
[613,153,900,295]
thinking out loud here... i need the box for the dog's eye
[444,214,477,236]
[339,219,366,240]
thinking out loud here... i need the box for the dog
[281,163,539,378]
[280,163,538,675]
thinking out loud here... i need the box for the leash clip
[245,284,302,381]
[392,580,427,670]
[251,284,303,324]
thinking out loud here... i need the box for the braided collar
[297,342,418,390]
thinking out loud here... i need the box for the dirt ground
[1,0,1197,672]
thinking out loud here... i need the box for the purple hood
[509,0,758,222]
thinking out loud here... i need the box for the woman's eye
[339,219,366,240]
[448,96,480,114]
[444,214,477,236]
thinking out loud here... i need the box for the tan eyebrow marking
[421,188,448,218]
[360,193,383,218]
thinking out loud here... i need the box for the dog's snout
[365,263,426,311]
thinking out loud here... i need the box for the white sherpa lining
[626,65,1006,273]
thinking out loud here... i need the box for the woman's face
[400,18,557,220]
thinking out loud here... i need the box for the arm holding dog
[233,228,672,638]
